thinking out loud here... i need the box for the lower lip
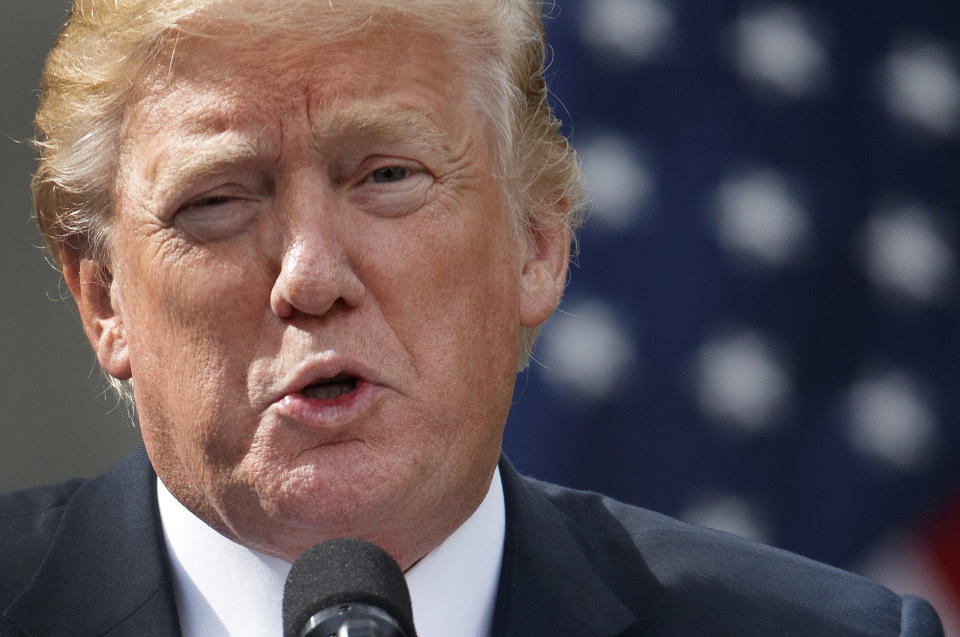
[276,381,383,428]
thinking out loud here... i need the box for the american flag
[502,1,960,631]
[0,0,957,631]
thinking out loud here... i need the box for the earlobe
[518,216,571,328]
[61,247,132,381]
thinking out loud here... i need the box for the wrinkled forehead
[120,21,476,159]
[114,18,491,202]
[124,12,468,137]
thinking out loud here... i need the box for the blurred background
[2,0,958,632]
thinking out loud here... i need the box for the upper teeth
[303,381,355,400]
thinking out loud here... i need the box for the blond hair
[33,0,586,384]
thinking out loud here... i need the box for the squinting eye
[370,166,408,183]
[192,195,233,207]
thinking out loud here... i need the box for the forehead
[124,23,471,149]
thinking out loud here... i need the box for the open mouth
[301,375,358,401]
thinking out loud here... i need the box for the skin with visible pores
[65,24,569,570]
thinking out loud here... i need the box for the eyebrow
[310,103,452,153]
[144,104,453,204]
[147,132,262,200]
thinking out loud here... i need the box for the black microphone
[282,538,418,637]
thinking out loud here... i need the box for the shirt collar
[157,468,505,637]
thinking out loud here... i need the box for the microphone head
[282,538,416,637]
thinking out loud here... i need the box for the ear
[61,246,132,380]
[519,210,571,328]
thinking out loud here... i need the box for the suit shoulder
[0,477,86,519]
[520,474,688,539]
[0,478,87,604]
[521,477,944,636]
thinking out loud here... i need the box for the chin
[254,455,414,524]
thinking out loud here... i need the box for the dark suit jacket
[0,447,944,636]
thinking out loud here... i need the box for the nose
[270,211,365,320]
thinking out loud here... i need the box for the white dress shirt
[157,468,505,637]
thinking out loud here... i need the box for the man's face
[81,23,566,566]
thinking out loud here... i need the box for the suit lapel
[491,458,638,637]
[4,446,181,636]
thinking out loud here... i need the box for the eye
[190,194,234,207]
[350,161,432,218]
[369,166,408,183]
[174,189,259,242]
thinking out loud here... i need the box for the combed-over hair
[33,0,586,392]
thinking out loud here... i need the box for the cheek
[356,203,522,392]
[116,237,275,447]
[121,227,274,342]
